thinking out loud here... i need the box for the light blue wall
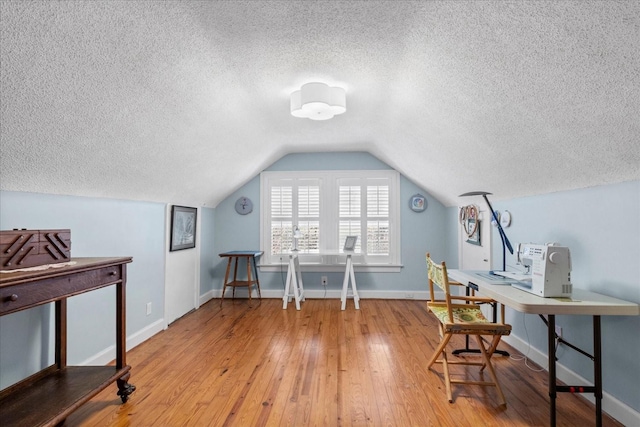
[2,167,637,414]
[0,191,165,388]
[455,181,640,411]
[211,175,262,287]
[210,152,451,295]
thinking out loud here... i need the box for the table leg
[291,258,301,310]
[548,314,557,427]
[341,255,359,310]
[283,255,302,310]
[283,256,293,309]
[252,257,262,299]
[246,257,252,305]
[55,299,67,369]
[543,314,602,427]
[116,273,135,403]
[116,281,126,369]
[295,255,304,303]
[349,256,359,309]
[594,316,602,427]
[220,258,232,306]
[341,260,348,310]
[232,257,239,299]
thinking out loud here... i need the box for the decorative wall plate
[500,210,512,227]
[410,194,427,212]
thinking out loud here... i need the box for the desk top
[286,251,355,257]
[219,251,263,258]
[448,269,640,316]
[0,257,132,286]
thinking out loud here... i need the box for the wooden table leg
[232,257,239,299]
[246,256,252,305]
[220,258,232,306]
[55,299,67,369]
[252,257,262,299]
[116,272,135,402]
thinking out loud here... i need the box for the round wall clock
[234,197,253,215]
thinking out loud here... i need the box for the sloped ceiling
[1,1,638,208]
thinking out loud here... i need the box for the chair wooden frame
[425,253,512,406]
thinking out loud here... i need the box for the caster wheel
[117,383,136,403]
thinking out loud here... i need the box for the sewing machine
[510,243,573,297]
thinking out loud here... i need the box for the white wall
[199,207,217,301]
[164,204,200,325]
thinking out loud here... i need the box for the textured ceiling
[1,1,638,208]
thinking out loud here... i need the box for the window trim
[260,169,401,272]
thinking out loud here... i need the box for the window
[260,170,400,270]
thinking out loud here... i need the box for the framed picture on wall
[465,219,481,246]
[170,205,197,251]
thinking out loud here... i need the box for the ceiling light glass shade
[290,82,346,120]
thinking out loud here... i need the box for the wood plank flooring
[64,299,622,426]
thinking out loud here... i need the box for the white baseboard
[199,289,216,305]
[503,334,640,426]
[127,318,166,349]
[78,318,165,366]
[201,288,432,301]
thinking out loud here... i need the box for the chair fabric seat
[429,304,489,324]
[428,304,512,335]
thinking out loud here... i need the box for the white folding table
[448,269,639,427]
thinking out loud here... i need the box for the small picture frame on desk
[170,205,197,251]
[344,236,358,251]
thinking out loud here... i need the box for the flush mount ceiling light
[290,82,346,121]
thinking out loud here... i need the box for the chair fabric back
[426,253,450,299]
[426,253,455,323]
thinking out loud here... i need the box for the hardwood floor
[65,299,622,426]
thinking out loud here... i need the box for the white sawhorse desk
[448,269,640,427]
[282,252,360,311]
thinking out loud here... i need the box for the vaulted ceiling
[1,1,638,208]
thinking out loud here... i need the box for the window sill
[259,264,403,273]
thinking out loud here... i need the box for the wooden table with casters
[219,251,263,305]
[0,257,135,427]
